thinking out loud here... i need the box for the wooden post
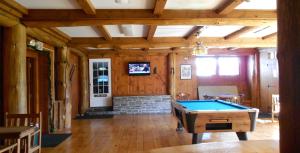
[168,52,176,99]
[80,56,89,114]
[56,46,72,129]
[252,50,260,108]
[278,0,300,152]
[3,24,27,114]
[69,48,89,114]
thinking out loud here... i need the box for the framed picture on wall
[180,64,192,80]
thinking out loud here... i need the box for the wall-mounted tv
[128,62,151,76]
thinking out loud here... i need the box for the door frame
[89,58,112,107]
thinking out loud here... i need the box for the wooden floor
[42,114,279,153]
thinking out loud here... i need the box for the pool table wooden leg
[176,122,184,131]
[236,132,248,140]
[192,133,203,144]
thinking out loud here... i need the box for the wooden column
[80,56,89,114]
[56,46,72,129]
[278,0,300,152]
[69,48,89,114]
[3,24,27,114]
[252,51,261,108]
[168,52,176,99]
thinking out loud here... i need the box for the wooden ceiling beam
[0,0,28,15]
[76,0,96,15]
[224,26,257,40]
[153,0,167,16]
[262,32,277,40]
[95,25,112,41]
[39,28,71,43]
[184,26,204,40]
[69,37,276,48]
[216,0,245,15]
[26,28,67,47]
[147,25,157,40]
[22,10,277,27]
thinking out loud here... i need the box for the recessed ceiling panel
[15,0,80,9]
[155,26,194,37]
[91,0,155,9]
[236,0,276,10]
[199,26,244,37]
[57,26,101,37]
[165,0,225,10]
[105,25,148,37]
[241,26,277,38]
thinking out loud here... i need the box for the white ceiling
[241,26,277,38]
[57,26,101,37]
[105,25,148,37]
[15,0,80,9]
[236,0,276,10]
[155,26,194,37]
[91,0,155,9]
[165,0,226,10]
[199,26,244,37]
[15,0,277,10]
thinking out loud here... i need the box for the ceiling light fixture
[192,42,207,56]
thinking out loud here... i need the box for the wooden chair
[271,94,280,122]
[0,143,18,153]
[5,112,42,153]
[176,92,190,100]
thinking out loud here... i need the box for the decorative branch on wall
[69,64,75,81]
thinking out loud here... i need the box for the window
[196,57,217,76]
[218,57,240,76]
[196,57,240,77]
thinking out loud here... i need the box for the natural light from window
[196,57,217,76]
[218,57,240,76]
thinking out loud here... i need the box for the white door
[89,58,112,107]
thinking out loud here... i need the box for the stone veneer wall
[113,95,172,114]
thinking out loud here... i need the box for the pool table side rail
[174,100,258,114]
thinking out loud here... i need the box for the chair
[5,112,42,153]
[0,143,18,153]
[176,92,190,100]
[271,94,280,122]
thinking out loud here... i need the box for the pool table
[172,100,259,144]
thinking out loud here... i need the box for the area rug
[75,114,114,119]
[42,133,72,147]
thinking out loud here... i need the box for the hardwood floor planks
[42,114,279,153]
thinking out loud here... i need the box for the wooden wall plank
[90,54,168,96]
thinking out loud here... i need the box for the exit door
[260,50,279,113]
[89,59,112,107]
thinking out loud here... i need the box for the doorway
[89,58,112,107]
[260,49,279,113]
[26,57,38,114]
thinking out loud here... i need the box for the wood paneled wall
[69,52,80,118]
[90,54,168,96]
[175,54,198,100]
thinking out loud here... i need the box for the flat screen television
[128,62,151,76]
